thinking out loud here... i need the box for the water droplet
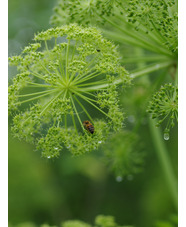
[98,141,102,144]
[127,174,133,181]
[116,176,123,182]
[128,115,135,123]
[164,132,169,140]
[47,156,51,159]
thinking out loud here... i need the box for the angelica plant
[51,0,177,52]
[50,0,178,137]
[8,0,179,226]
[48,0,179,210]
[9,24,130,158]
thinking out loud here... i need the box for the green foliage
[95,215,127,227]
[62,220,91,227]
[9,24,130,158]
[154,214,178,227]
[9,215,132,227]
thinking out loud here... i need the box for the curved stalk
[81,62,172,92]
[148,118,178,209]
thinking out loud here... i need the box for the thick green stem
[82,61,172,91]
[148,118,178,209]
[121,55,169,63]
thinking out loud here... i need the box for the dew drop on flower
[164,132,169,140]
[116,176,123,182]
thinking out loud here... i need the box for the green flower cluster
[147,83,178,138]
[126,0,178,52]
[50,0,125,26]
[103,130,144,177]
[50,0,97,26]
[9,24,130,158]
[50,0,177,56]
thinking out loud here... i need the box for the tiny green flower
[9,24,130,158]
[50,0,99,26]
[50,0,125,26]
[126,0,178,52]
[50,0,177,55]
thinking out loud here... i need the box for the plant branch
[148,118,178,209]
[81,62,172,91]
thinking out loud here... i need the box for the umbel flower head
[51,0,177,55]
[50,0,125,26]
[103,130,144,177]
[9,24,130,158]
[147,83,178,139]
[126,0,178,52]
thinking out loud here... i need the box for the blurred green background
[8,0,178,227]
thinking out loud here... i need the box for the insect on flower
[83,120,94,134]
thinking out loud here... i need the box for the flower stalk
[149,118,178,209]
